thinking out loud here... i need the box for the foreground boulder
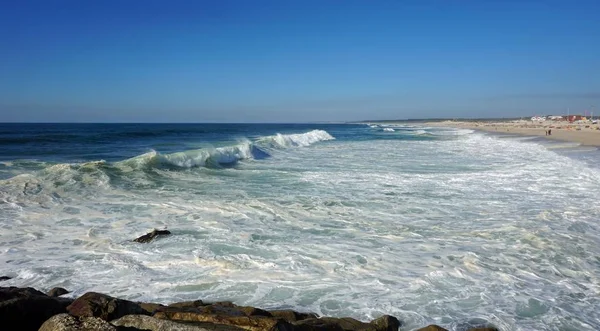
[112,314,248,331]
[0,286,46,299]
[139,301,167,314]
[269,310,318,322]
[158,301,273,317]
[154,310,290,331]
[47,287,70,297]
[167,299,205,309]
[416,326,447,331]
[415,326,497,331]
[134,229,171,243]
[0,286,72,331]
[155,308,400,331]
[67,292,148,321]
[368,316,401,331]
[39,313,117,331]
[293,316,400,331]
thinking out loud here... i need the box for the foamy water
[0,123,599,330]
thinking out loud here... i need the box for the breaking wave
[117,142,262,170]
[255,129,334,148]
[1,129,335,186]
[118,129,334,170]
[0,129,336,205]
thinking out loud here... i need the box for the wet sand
[427,120,600,147]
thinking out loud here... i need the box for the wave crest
[118,129,335,170]
[256,130,335,149]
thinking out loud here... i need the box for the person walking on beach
[548,129,552,135]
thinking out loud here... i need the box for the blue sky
[1,0,599,122]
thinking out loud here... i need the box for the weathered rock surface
[368,315,401,331]
[416,326,447,331]
[154,311,290,331]
[39,313,117,331]
[415,326,497,331]
[158,302,273,317]
[112,314,248,331]
[47,287,70,297]
[290,318,344,331]
[139,301,166,314]
[0,286,72,331]
[292,316,399,331]
[155,309,400,331]
[0,286,46,299]
[168,300,205,309]
[269,310,318,322]
[67,292,148,321]
[134,229,171,243]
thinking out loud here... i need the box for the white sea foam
[0,127,599,330]
[430,129,474,136]
[114,130,334,170]
[256,129,334,148]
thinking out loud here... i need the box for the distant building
[567,115,583,122]
[547,115,565,121]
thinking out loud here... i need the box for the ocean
[0,123,599,330]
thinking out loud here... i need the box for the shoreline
[1,284,498,331]
[424,120,600,147]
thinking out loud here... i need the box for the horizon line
[0,116,544,124]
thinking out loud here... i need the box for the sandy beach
[427,120,600,147]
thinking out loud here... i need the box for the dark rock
[0,286,46,300]
[238,306,273,317]
[269,310,318,322]
[134,229,171,243]
[369,315,401,331]
[207,301,235,307]
[39,313,117,331]
[112,314,248,331]
[0,276,11,281]
[291,318,344,331]
[156,304,399,331]
[456,318,499,331]
[47,287,70,297]
[160,302,273,318]
[139,302,166,314]
[321,317,372,331]
[0,286,72,331]
[293,316,396,331]
[154,310,291,331]
[168,299,205,309]
[67,292,149,321]
[416,326,447,331]
[198,303,272,317]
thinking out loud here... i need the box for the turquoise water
[0,123,599,330]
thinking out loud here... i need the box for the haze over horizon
[1,0,599,123]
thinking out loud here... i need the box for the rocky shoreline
[0,284,498,331]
